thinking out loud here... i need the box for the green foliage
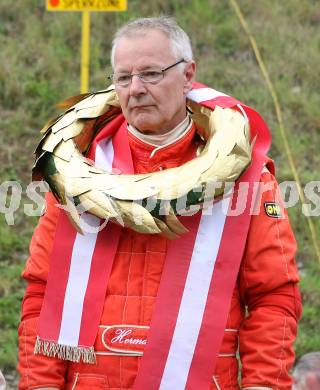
[0,261,25,369]
[295,262,320,358]
[0,0,319,383]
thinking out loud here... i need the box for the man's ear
[183,61,196,94]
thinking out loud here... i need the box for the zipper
[71,373,79,390]
[212,376,222,390]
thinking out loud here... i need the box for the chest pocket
[67,373,108,390]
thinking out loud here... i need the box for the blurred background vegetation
[0,0,319,387]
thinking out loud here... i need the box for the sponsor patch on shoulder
[264,202,282,218]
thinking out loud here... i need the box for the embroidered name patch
[100,325,149,355]
[264,202,282,218]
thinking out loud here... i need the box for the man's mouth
[131,104,153,110]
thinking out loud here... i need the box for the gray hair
[293,352,320,385]
[111,16,193,69]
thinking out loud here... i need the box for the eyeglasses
[108,59,186,87]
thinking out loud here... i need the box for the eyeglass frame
[108,59,186,87]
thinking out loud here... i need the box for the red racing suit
[18,123,302,390]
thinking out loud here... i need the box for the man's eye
[116,75,131,83]
[141,71,162,81]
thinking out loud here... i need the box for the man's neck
[128,115,191,148]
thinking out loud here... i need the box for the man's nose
[129,74,147,95]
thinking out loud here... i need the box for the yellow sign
[46,0,127,12]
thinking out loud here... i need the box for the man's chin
[130,118,161,134]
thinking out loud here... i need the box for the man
[0,371,6,390]
[18,17,301,390]
[293,352,320,390]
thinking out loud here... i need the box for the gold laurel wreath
[32,86,252,239]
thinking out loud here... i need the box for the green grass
[0,0,319,378]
